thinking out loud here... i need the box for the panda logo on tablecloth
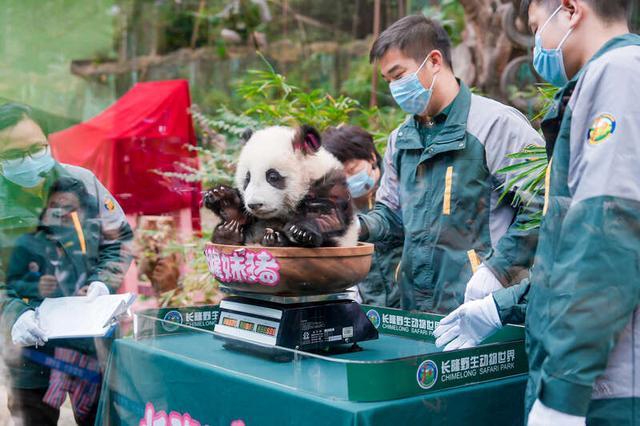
[203,125,358,248]
[416,360,438,390]
[162,310,183,332]
[366,309,381,329]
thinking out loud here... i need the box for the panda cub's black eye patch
[266,168,286,189]
[244,171,251,189]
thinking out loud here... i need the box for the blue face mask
[1,148,55,188]
[389,54,438,115]
[533,6,573,88]
[347,169,376,199]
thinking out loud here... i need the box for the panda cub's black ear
[240,128,254,144]
[292,125,321,155]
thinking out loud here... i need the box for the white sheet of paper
[36,293,136,339]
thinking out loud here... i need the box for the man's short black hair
[0,102,49,135]
[369,15,452,68]
[0,103,33,133]
[521,0,631,23]
[322,125,382,168]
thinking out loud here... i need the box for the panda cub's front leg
[213,220,245,245]
[284,220,323,247]
[203,185,246,222]
[284,168,353,248]
[260,228,290,247]
[203,185,252,245]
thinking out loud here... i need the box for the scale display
[216,307,281,346]
[214,297,378,354]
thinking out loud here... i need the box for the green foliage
[497,84,558,229]
[497,144,548,203]
[340,54,395,108]
[422,0,466,45]
[160,0,267,54]
[157,232,221,308]
[189,52,405,183]
[234,53,361,130]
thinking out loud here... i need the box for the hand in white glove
[434,295,502,351]
[528,399,586,426]
[11,310,48,347]
[464,264,504,303]
[87,281,110,301]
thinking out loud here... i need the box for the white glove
[87,281,110,301]
[434,295,502,351]
[11,310,48,347]
[464,264,504,303]
[346,285,363,304]
[528,399,586,426]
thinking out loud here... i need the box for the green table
[96,332,526,425]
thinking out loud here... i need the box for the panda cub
[204,124,359,248]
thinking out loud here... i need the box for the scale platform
[213,294,379,357]
[134,304,528,402]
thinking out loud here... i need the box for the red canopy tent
[50,79,201,231]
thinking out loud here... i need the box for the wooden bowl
[204,242,374,296]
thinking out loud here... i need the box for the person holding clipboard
[0,103,133,426]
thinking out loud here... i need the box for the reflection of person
[0,103,133,425]
[7,177,100,300]
[358,16,544,314]
[435,1,638,424]
[322,125,401,307]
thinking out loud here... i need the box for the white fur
[334,220,359,247]
[235,126,343,219]
[234,125,358,247]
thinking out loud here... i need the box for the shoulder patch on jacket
[103,196,117,213]
[587,113,616,145]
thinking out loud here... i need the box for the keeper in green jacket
[0,103,133,424]
[358,15,545,314]
[434,1,639,424]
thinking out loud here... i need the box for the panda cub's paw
[285,222,322,247]
[212,220,245,245]
[203,185,245,222]
[261,228,288,247]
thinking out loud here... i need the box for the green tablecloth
[96,333,526,425]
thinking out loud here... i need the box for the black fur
[205,168,354,248]
[292,125,322,155]
[204,185,253,245]
[284,168,354,247]
[265,168,286,189]
[240,128,254,144]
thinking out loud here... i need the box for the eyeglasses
[0,144,50,163]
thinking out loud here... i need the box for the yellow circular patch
[587,113,616,145]
[103,196,116,212]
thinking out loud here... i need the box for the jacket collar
[556,33,640,91]
[396,80,471,152]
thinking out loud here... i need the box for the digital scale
[214,291,379,357]
[205,242,379,359]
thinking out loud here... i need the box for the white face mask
[533,5,574,87]
[0,147,55,188]
[389,53,438,115]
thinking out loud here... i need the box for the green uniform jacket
[360,82,544,314]
[516,34,640,422]
[0,162,133,389]
[356,200,402,308]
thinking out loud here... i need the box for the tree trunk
[458,0,513,98]
[370,0,382,108]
